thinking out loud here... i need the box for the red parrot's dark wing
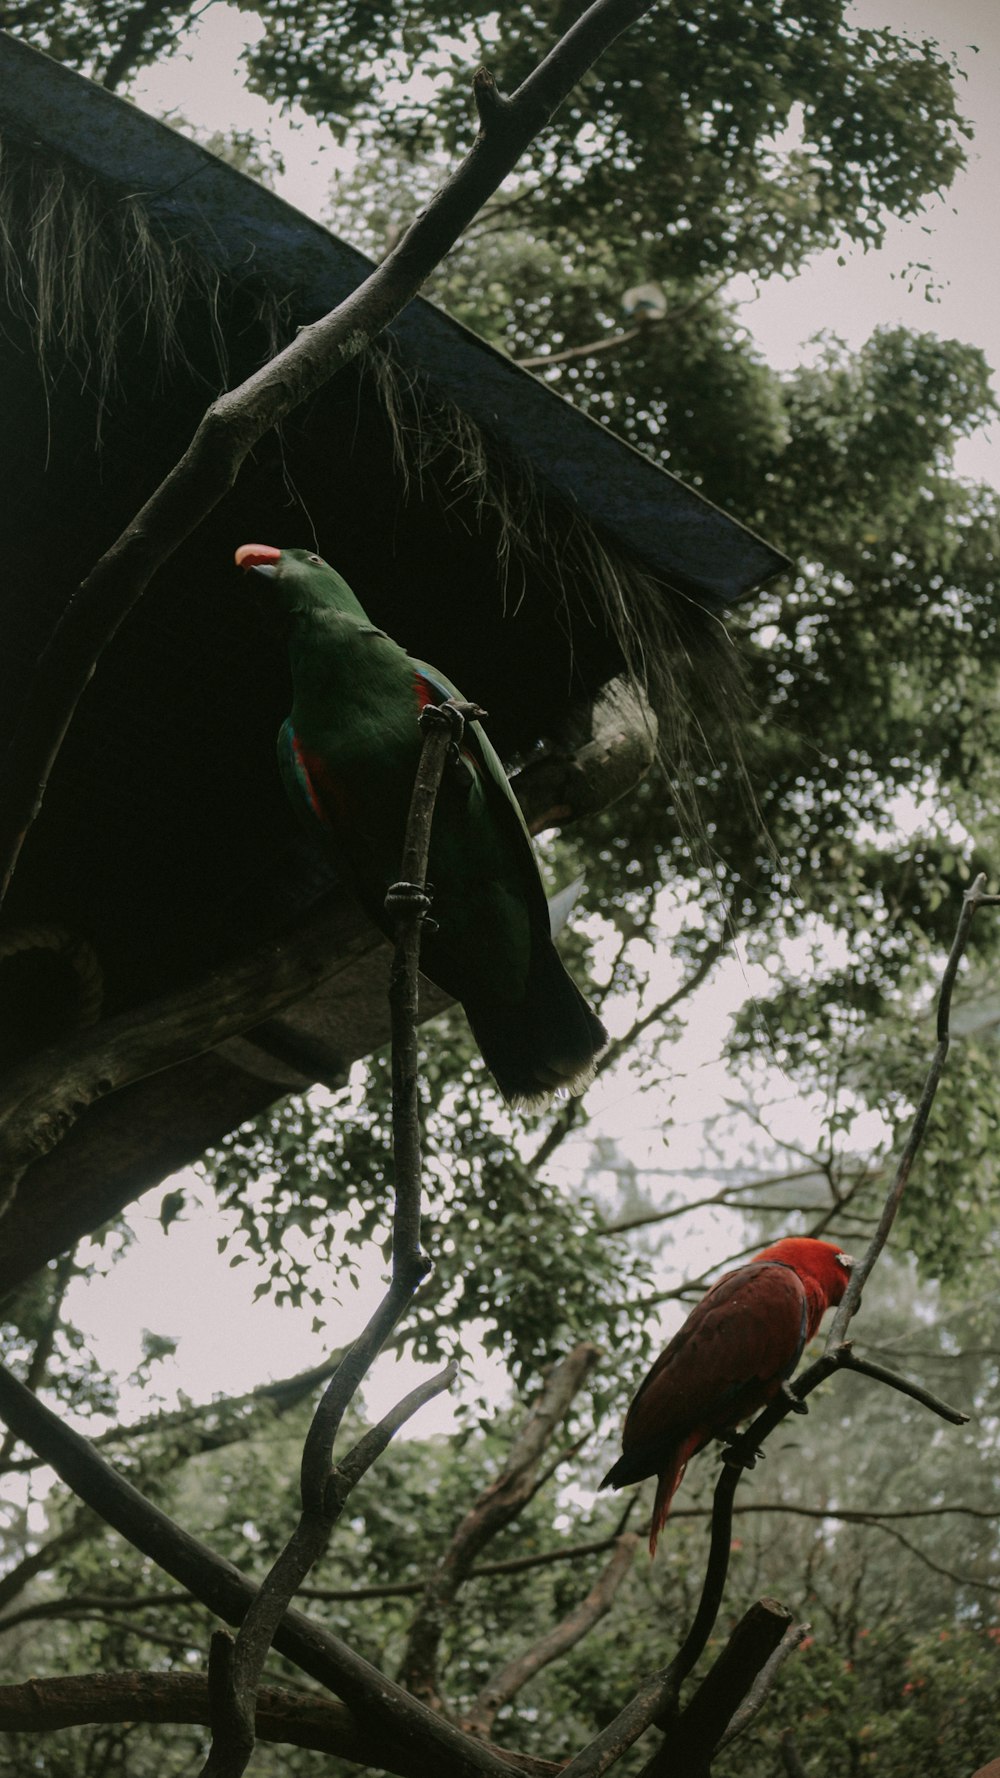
[617,1261,809,1480]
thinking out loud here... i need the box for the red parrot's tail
[649,1432,704,1556]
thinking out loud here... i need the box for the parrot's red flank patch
[413,672,482,776]
[235,543,282,570]
[296,736,354,826]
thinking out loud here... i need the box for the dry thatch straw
[0,127,760,845]
[0,132,290,438]
[363,337,756,841]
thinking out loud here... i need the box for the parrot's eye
[306,553,323,565]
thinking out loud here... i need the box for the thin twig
[836,1350,968,1423]
[466,1534,639,1738]
[514,276,729,370]
[847,1519,1000,1595]
[402,1342,601,1712]
[828,870,990,1340]
[526,906,739,1178]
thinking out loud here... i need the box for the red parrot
[601,1237,853,1554]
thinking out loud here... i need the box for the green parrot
[236,544,608,1105]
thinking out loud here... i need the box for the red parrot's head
[752,1236,854,1316]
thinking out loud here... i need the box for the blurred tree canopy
[1,2,999,1771]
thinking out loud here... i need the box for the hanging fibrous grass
[0,132,287,438]
[360,338,757,844]
[0,124,762,847]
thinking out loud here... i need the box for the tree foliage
[1,1,999,1771]
[2,1257,997,1774]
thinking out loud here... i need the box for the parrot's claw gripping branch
[417,695,487,743]
[419,696,488,769]
[383,881,434,923]
[721,1432,765,1473]
[779,1380,808,1415]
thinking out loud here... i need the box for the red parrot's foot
[722,1429,765,1470]
[780,1380,808,1415]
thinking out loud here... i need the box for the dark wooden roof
[0,34,789,1292]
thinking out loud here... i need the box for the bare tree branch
[599,1162,885,1238]
[0,1671,562,1778]
[675,1500,1000,1526]
[0,1361,526,1778]
[715,1619,812,1751]
[402,1342,601,1711]
[0,1591,205,1636]
[637,1599,795,1777]
[465,1533,639,1739]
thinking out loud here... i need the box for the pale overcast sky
[741,0,999,488]
[134,0,1000,489]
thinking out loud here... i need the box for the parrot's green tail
[463,940,608,1108]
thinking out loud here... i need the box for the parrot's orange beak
[836,1252,855,1271]
[235,543,282,575]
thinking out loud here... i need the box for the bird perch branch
[199,702,462,1776]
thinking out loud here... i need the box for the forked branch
[200,703,463,1776]
[560,874,992,1778]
